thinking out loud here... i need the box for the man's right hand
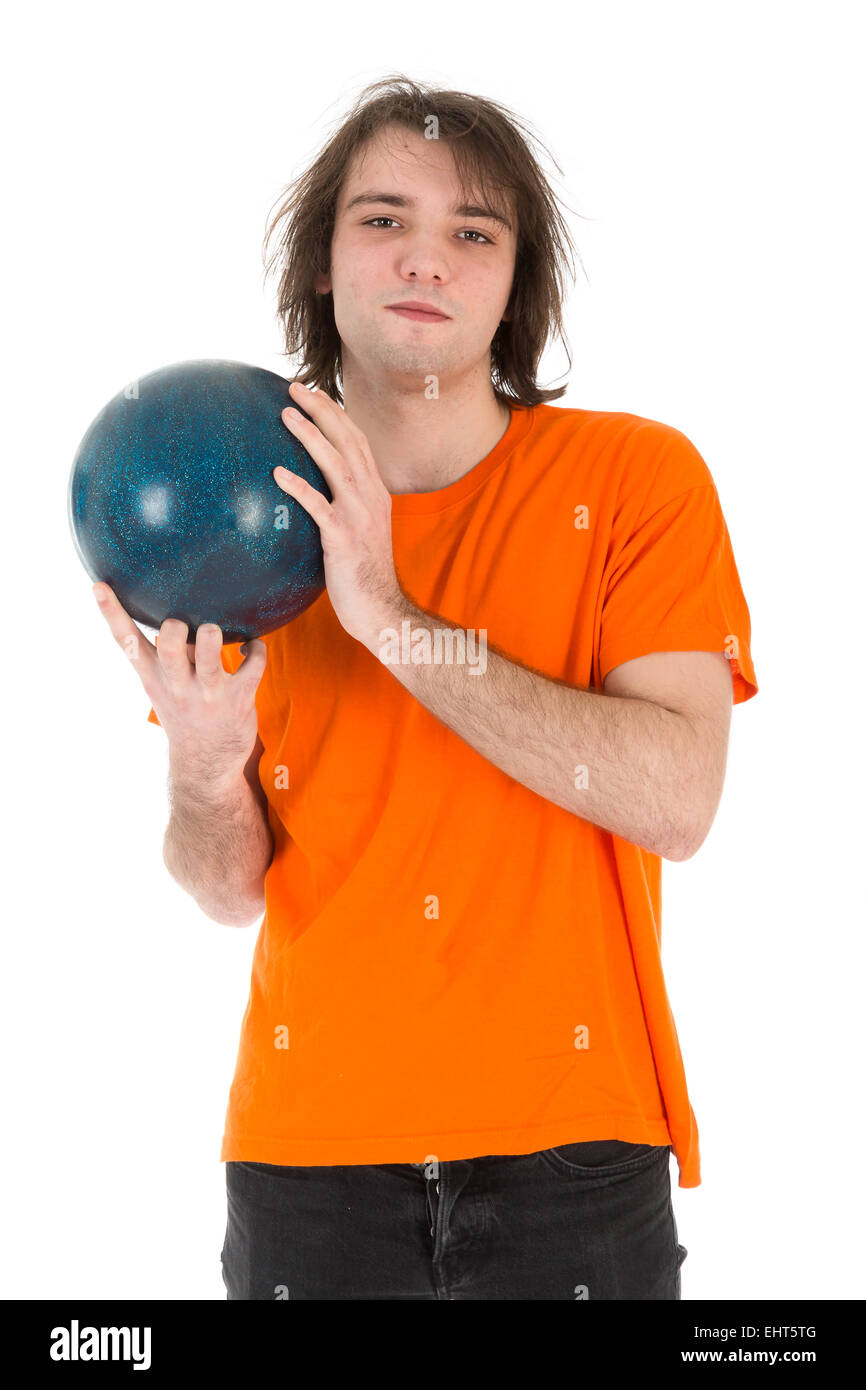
[92,583,267,793]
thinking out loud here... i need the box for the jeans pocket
[539,1138,670,1177]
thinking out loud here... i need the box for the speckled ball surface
[68,359,331,642]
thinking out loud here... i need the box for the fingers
[281,406,345,481]
[273,466,333,528]
[158,618,225,691]
[283,385,379,492]
[95,586,266,702]
[236,636,268,688]
[288,380,369,449]
[93,583,157,671]
[189,623,224,688]
[154,618,195,692]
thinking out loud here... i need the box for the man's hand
[91,584,267,793]
[275,381,405,643]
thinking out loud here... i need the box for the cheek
[334,237,383,290]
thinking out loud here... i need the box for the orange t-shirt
[148,402,757,1187]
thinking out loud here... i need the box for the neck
[340,364,511,495]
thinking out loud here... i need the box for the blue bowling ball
[68,359,331,643]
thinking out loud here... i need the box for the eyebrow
[341,190,513,234]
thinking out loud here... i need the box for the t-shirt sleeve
[147,639,246,727]
[598,426,757,705]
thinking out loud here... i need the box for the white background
[2,0,863,1301]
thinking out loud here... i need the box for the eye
[362,217,492,244]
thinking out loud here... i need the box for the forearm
[163,763,273,926]
[364,600,697,861]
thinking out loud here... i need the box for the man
[94,76,757,1300]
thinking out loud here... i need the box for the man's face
[314,125,516,392]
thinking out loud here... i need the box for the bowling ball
[68,359,332,643]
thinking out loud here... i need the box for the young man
[95,76,757,1300]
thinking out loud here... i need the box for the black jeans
[221,1139,688,1300]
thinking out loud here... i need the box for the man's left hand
[275,380,405,646]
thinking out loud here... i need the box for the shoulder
[528,402,715,506]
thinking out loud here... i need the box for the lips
[387,303,450,320]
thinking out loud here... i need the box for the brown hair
[262,74,585,410]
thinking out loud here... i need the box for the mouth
[386,304,450,322]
